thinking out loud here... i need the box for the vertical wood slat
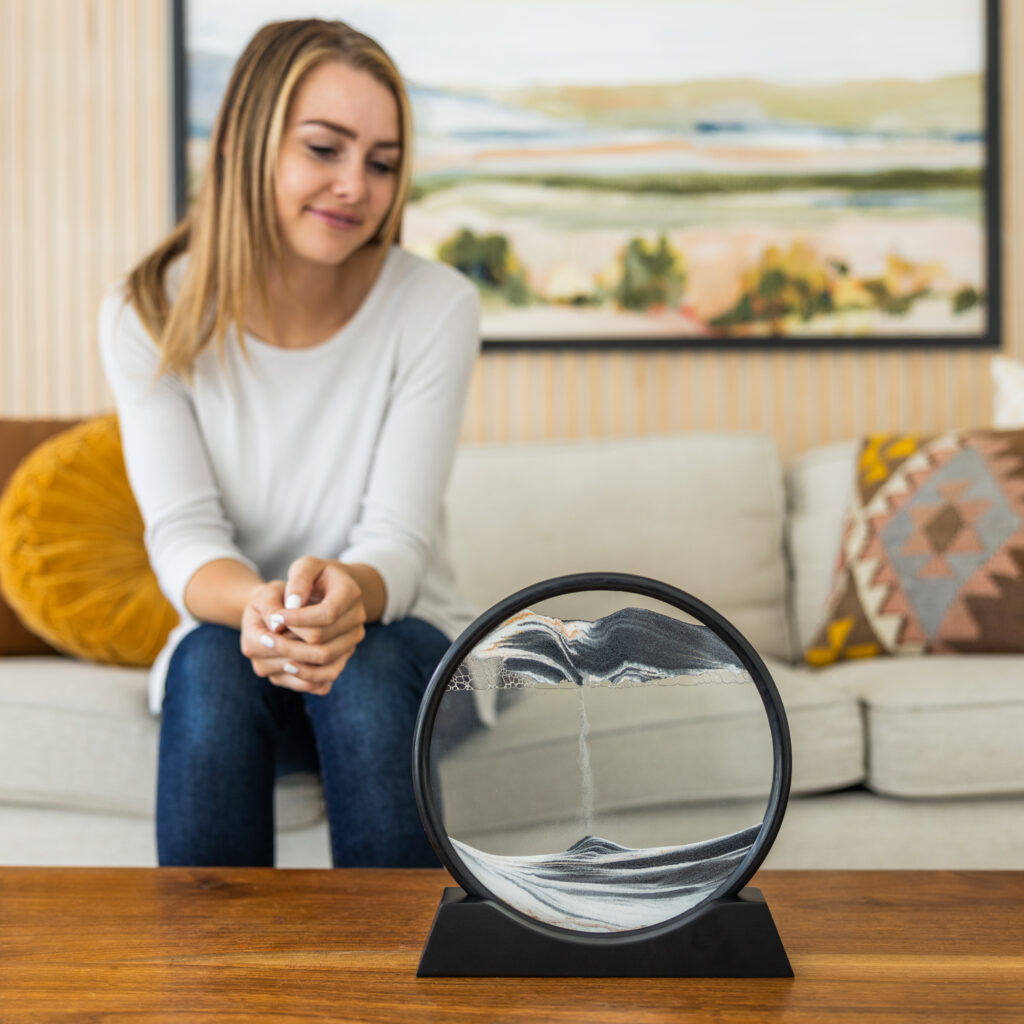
[6,0,28,414]
[563,350,579,439]
[95,0,118,407]
[653,352,670,433]
[54,0,74,414]
[29,0,49,412]
[78,0,99,415]
[813,355,828,444]
[0,0,13,411]
[723,351,740,431]
[1005,0,1023,362]
[634,354,648,435]
[585,353,601,437]
[837,351,855,439]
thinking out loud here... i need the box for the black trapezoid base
[416,886,793,978]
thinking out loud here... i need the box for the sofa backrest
[447,434,794,662]
[786,440,857,653]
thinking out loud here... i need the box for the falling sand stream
[445,607,764,932]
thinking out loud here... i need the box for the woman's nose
[332,157,367,202]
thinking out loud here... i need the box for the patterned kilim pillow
[805,429,1024,666]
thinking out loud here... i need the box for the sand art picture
[177,0,998,347]
[431,606,773,933]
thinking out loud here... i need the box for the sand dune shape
[453,607,749,691]
[451,825,761,933]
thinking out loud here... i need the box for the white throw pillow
[991,356,1024,427]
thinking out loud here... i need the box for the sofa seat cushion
[448,434,795,662]
[824,655,1024,797]
[0,656,323,828]
[440,654,864,836]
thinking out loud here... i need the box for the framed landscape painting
[174,0,1000,349]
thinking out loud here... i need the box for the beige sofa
[2,433,1022,868]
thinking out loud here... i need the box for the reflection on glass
[430,604,774,934]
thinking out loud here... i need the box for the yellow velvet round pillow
[0,414,178,665]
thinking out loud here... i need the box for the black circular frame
[413,571,792,941]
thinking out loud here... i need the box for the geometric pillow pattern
[806,429,1024,665]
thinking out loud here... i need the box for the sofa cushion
[448,434,794,662]
[804,429,1024,663]
[992,355,1024,428]
[0,417,79,656]
[0,415,179,666]
[0,656,323,828]
[823,655,1024,798]
[440,654,864,836]
[787,440,857,654]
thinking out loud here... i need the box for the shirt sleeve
[337,281,481,623]
[97,285,259,615]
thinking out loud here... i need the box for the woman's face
[274,60,401,269]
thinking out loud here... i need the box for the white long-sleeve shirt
[99,246,481,713]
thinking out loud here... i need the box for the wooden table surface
[1,868,1022,1022]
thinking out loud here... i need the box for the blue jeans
[156,617,450,868]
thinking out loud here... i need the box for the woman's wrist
[337,562,386,623]
[183,558,267,628]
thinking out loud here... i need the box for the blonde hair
[126,19,413,379]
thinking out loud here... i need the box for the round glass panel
[415,575,790,937]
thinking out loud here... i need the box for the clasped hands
[240,556,367,695]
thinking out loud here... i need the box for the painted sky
[187,0,985,89]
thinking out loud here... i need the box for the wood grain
[1,869,1022,1022]
[3,1,1023,443]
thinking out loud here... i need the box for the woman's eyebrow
[300,118,400,148]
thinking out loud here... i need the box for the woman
[99,19,480,868]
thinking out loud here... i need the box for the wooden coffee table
[1,868,1022,1022]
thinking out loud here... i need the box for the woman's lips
[308,207,362,230]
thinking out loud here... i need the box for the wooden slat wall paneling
[1,0,171,417]
[1,0,15,412]
[2,0,1021,445]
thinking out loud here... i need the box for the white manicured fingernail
[269,613,285,629]
[283,662,299,675]
[285,594,302,610]
[260,634,275,649]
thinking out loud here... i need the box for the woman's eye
[308,144,336,159]
[370,161,397,175]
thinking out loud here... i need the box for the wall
[1,0,1020,458]
[0,0,171,417]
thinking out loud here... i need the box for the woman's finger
[255,654,327,690]
[252,618,363,664]
[286,604,367,646]
[284,556,325,611]
[268,659,343,691]
[245,580,287,632]
[268,670,333,695]
[279,562,362,632]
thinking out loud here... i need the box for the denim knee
[162,624,268,744]
[306,618,448,720]
[299,618,449,867]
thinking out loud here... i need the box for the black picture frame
[171,0,1001,352]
